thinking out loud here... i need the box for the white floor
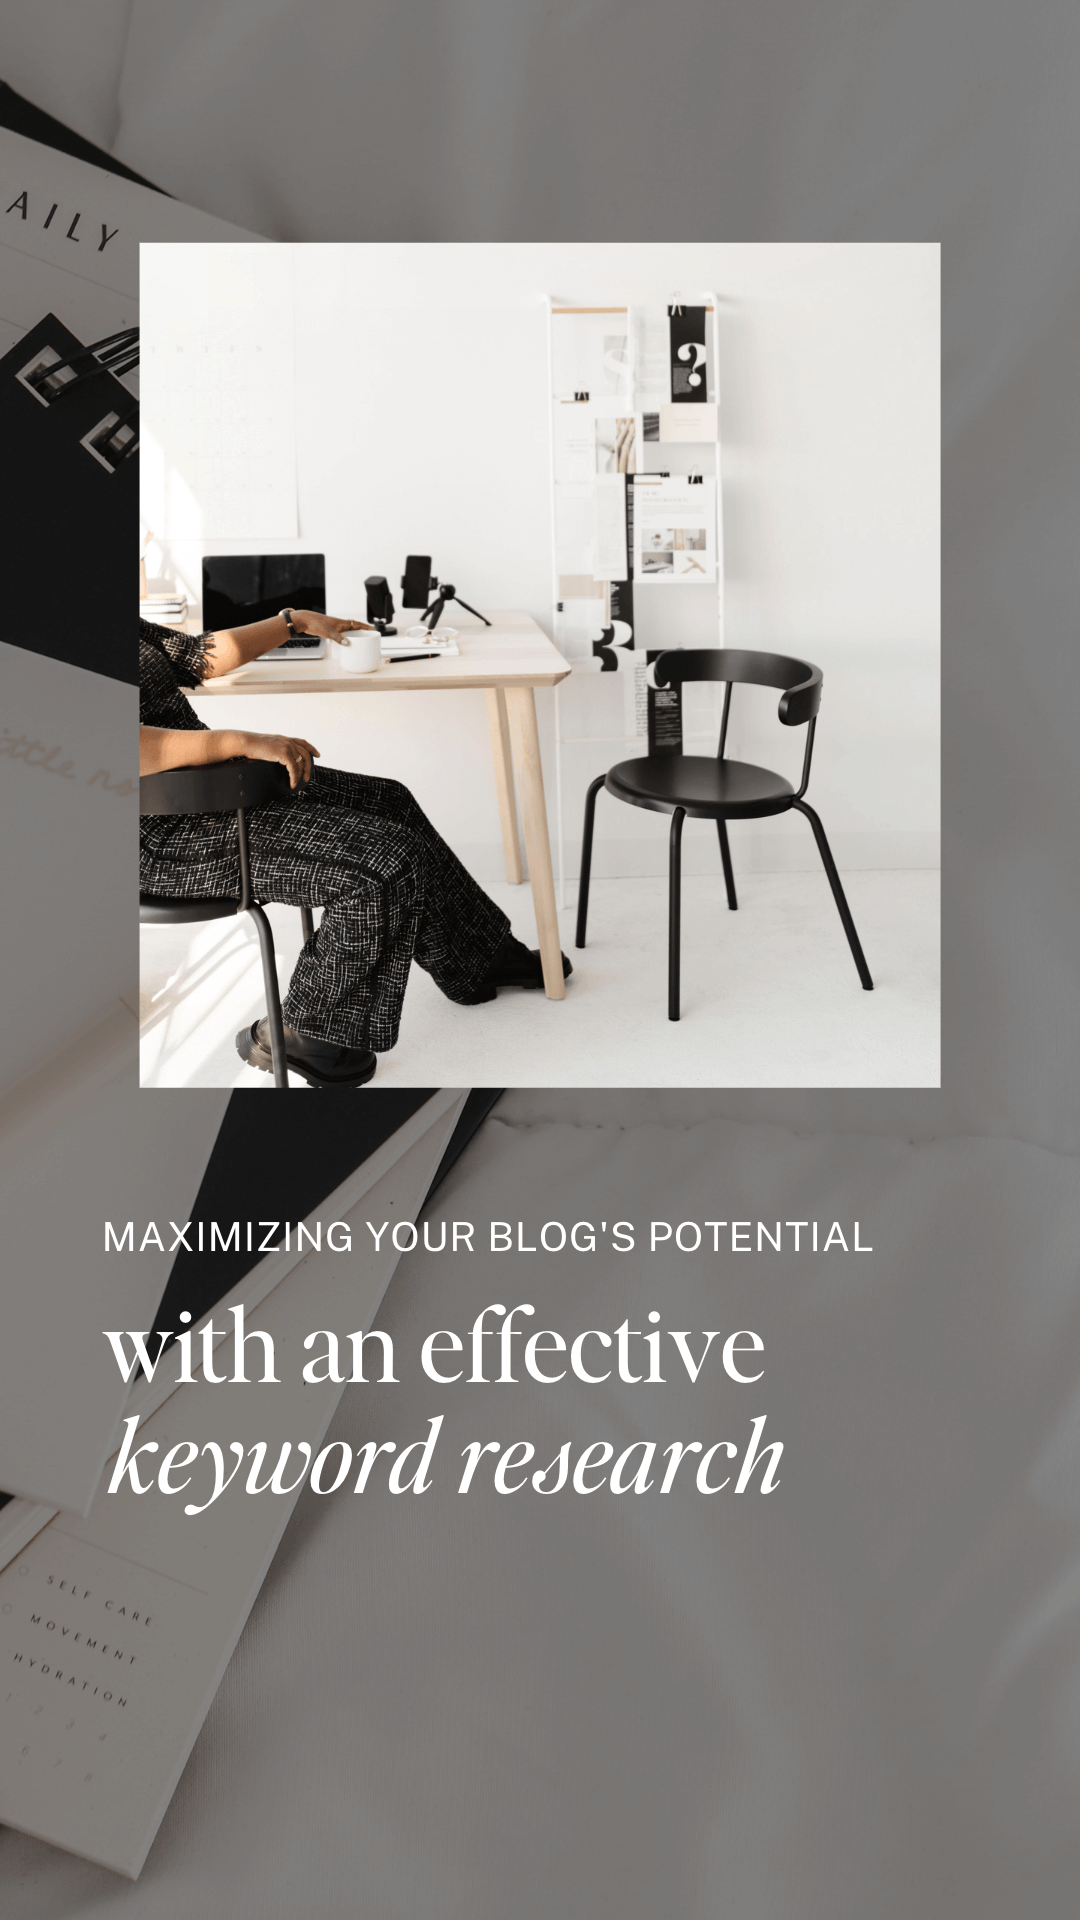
[140,868,939,1089]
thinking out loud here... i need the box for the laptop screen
[201,552,326,630]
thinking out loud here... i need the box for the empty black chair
[140,759,316,1088]
[575,649,873,1020]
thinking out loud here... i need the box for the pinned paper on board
[629,304,715,410]
[547,297,724,903]
[667,305,710,402]
[632,474,717,582]
[551,311,630,402]
[642,403,719,444]
[554,481,597,573]
[553,399,598,483]
[630,306,672,406]
[593,473,628,578]
[554,574,636,675]
[594,414,636,473]
[555,399,637,481]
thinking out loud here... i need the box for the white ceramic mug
[334,627,382,673]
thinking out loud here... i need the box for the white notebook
[0,1092,464,1878]
[0,1089,463,1563]
[0,122,254,366]
[0,1019,228,1515]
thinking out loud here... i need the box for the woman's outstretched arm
[202,608,371,677]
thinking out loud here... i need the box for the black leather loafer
[236,1020,377,1088]
[457,934,573,1003]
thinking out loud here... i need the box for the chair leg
[717,819,738,910]
[668,808,685,1021]
[792,800,873,990]
[575,775,607,949]
[300,905,315,944]
[246,903,291,1086]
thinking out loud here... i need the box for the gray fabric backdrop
[2,3,1078,1910]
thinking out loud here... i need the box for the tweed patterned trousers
[140,766,511,1050]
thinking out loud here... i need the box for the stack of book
[140,590,188,625]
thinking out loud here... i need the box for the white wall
[142,242,939,882]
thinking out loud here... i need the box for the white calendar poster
[140,244,298,540]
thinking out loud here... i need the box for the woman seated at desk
[139,610,571,1087]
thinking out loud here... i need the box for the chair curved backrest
[139,757,297,817]
[139,757,308,1089]
[652,648,823,727]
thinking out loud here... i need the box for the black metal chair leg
[668,808,685,1021]
[246,903,291,1085]
[576,774,607,949]
[300,905,315,944]
[792,800,874,990]
[717,819,738,910]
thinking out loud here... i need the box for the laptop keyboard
[264,633,327,659]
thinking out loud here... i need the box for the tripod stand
[420,583,491,630]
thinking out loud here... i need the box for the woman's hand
[139,725,320,785]
[235,730,320,788]
[294,610,373,641]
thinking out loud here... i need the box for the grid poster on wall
[547,296,725,901]
[548,298,723,675]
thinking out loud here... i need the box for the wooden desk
[196,610,572,999]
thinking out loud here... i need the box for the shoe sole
[458,967,572,1006]
[235,1024,377,1088]
[456,979,534,1006]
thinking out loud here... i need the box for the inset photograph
[595,415,636,474]
[139,243,940,1089]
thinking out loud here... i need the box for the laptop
[201,552,329,658]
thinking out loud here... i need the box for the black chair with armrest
[140,759,315,1089]
[575,648,873,1020]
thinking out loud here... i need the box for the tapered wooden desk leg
[486,686,523,884]
[504,686,565,1000]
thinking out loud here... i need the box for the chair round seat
[139,892,240,924]
[575,647,874,1013]
[605,755,795,820]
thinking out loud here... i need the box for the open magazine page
[0,125,255,1091]
[0,122,253,363]
[0,1096,464,1877]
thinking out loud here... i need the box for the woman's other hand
[295,610,372,641]
[237,731,320,788]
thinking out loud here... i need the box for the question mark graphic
[677,342,707,387]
